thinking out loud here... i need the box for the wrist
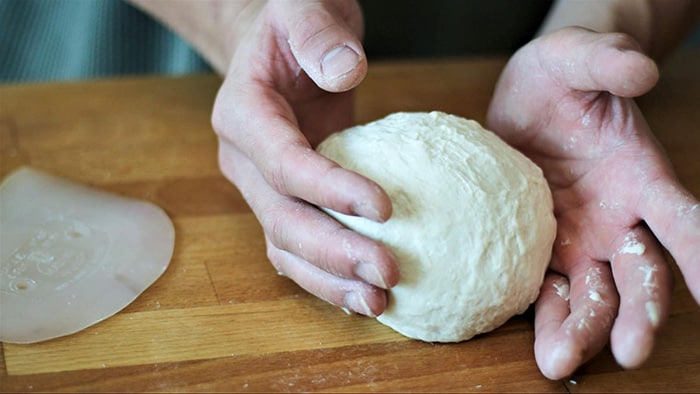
[538,0,653,53]
[539,0,700,61]
[129,0,267,74]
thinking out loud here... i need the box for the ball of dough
[316,111,556,342]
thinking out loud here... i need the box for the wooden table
[1,51,699,393]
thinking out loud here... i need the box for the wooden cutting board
[1,52,699,392]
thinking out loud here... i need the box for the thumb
[277,0,367,92]
[539,27,659,97]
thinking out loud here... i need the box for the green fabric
[0,0,209,83]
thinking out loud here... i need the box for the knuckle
[323,228,360,277]
[604,32,640,51]
[216,144,245,188]
[260,199,310,253]
[217,146,234,174]
[262,160,289,195]
[266,247,284,271]
[264,236,287,272]
[211,93,232,138]
[263,142,316,196]
[260,142,294,194]
[261,208,289,245]
[210,108,226,137]
[288,5,337,53]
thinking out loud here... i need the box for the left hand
[486,27,700,380]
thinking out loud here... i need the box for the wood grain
[1,51,699,392]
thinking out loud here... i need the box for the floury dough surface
[316,112,556,342]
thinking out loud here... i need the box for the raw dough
[0,167,175,343]
[316,112,556,342]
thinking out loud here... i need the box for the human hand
[486,27,700,379]
[211,0,399,316]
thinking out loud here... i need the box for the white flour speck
[619,232,645,256]
[560,238,572,246]
[639,265,658,293]
[676,202,699,218]
[553,281,570,301]
[589,290,602,302]
[577,318,589,331]
[600,201,621,210]
[585,267,604,290]
[646,301,660,327]
[580,110,592,127]
[342,238,358,262]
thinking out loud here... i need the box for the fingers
[274,0,367,92]
[257,193,399,290]
[537,222,676,379]
[637,178,700,304]
[266,238,387,317]
[609,226,674,369]
[209,0,385,316]
[219,141,399,299]
[538,27,659,97]
[213,78,392,223]
[534,273,574,380]
[535,262,619,380]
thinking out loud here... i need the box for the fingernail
[344,292,375,317]
[351,200,383,222]
[321,45,361,80]
[543,341,580,380]
[354,262,388,289]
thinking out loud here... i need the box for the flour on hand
[316,112,556,342]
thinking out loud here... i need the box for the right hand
[211,0,399,316]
